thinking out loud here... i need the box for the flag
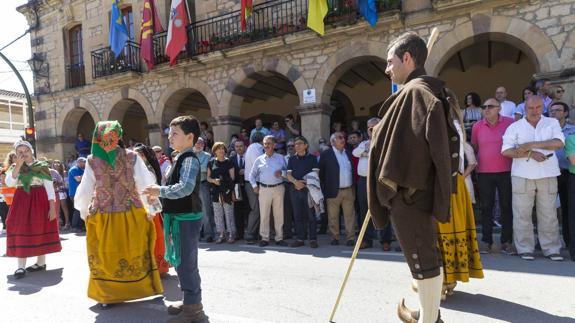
[241,0,253,32]
[109,0,130,58]
[307,0,328,35]
[140,0,164,70]
[166,0,189,66]
[358,0,378,27]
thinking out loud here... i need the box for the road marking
[341,250,404,257]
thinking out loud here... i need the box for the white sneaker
[547,254,564,261]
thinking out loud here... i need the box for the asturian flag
[140,0,164,70]
[109,0,130,58]
[166,0,189,66]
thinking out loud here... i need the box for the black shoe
[14,268,26,279]
[205,236,214,243]
[26,264,46,272]
[259,240,269,247]
[346,240,355,247]
[275,240,288,247]
[330,239,339,246]
[290,240,305,248]
[310,240,319,248]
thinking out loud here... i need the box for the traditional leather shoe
[397,299,419,323]
[259,240,269,247]
[290,240,305,248]
[309,240,319,248]
[167,303,207,323]
[14,268,26,279]
[330,239,339,246]
[275,240,288,247]
[26,264,46,272]
[167,301,184,315]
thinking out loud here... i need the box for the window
[0,99,26,131]
[69,25,83,65]
[122,7,134,40]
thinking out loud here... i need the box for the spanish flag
[241,0,253,32]
[307,0,328,35]
[140,0,164,70]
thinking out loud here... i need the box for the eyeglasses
[550,108,564,113]
[556,90,564,93]
[480,104,500,110]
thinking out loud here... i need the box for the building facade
[0,90,29,157]
[16,0,575,159]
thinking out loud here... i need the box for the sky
[0,0,33,95]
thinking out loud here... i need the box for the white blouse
[74,154,156,220]
[5,167,56,201]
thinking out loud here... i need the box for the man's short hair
[170,116,201,144]
[387,32,428,68]
[293,136,308,145]
[350,131,362,138]
[263,135,276,144]
[251,132,264,144]
[551,101,570,115]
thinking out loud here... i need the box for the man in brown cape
[367,32,459,323]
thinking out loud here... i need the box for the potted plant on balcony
[197,40,210,54]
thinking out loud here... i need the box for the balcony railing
[66,63,86,89]
[91,40,141,78]
[94,0,400,78]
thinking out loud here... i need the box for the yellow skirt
[85,206,164,303]
[437,175,484,284]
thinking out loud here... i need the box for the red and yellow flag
[140,0,164,70]
[241,0,253,32]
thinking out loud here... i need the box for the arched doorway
[109,99,150,145]
[238,71,299,132]
[327,57,391,134]
[162,89,212,125]
[62,107,96,139]
[438,39,538,104]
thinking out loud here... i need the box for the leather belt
[258,182,283,188]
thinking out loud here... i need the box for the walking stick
[327,27,439,323]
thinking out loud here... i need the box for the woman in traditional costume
[134,143,171,276]
[5,141,61,279]
[414,90,484,300]
[74,121,163,308]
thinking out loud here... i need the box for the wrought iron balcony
[91,40,141,78]
[66,63,85,89]
[92,0,400,77]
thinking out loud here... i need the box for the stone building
[0,90,29,156]
[16,0,575,159]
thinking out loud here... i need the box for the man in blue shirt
[550,101,575,247]
[68,157,86,231]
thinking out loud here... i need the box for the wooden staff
[328,27,440,323]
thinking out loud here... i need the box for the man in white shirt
[353,117,381,249]
[249,135,287,247]
[495,86,516,118]
[502,96,565,261]
[244,132,265,244]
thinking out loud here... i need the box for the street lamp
[27,52,48,77]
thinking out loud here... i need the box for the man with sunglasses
[549,101,575,248]
[502,96,565,261]
[471,98,515,255]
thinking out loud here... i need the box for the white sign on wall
[303,89,316,104]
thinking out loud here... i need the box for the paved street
[1,231,574,323]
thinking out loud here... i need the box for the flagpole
[327,27,440,323]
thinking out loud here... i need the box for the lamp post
[0,50,35,154]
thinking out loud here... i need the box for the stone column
[211,115,243,144]
[147,123,164,148]
[297,104,335,153]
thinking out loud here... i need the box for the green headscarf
[91,121,124,168]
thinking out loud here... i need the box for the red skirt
[6,186,62,257]
[153,214,170,274]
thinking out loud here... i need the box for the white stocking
[417,268,443,323]
[37,255,46,266]
[17,258,26,269]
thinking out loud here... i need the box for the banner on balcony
[166,0,189,66]
[308,0,328,35]
[358,0,378,27]
[140,0,165,70]
[241,0,253,32]
[109,0,130,58]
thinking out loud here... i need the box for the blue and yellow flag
[109,0,129,58]
[307,0,328,35]
[358,0,378,27]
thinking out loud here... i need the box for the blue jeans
[199,182,215,239]
[290,186,317,241]
[177,219,202,305]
